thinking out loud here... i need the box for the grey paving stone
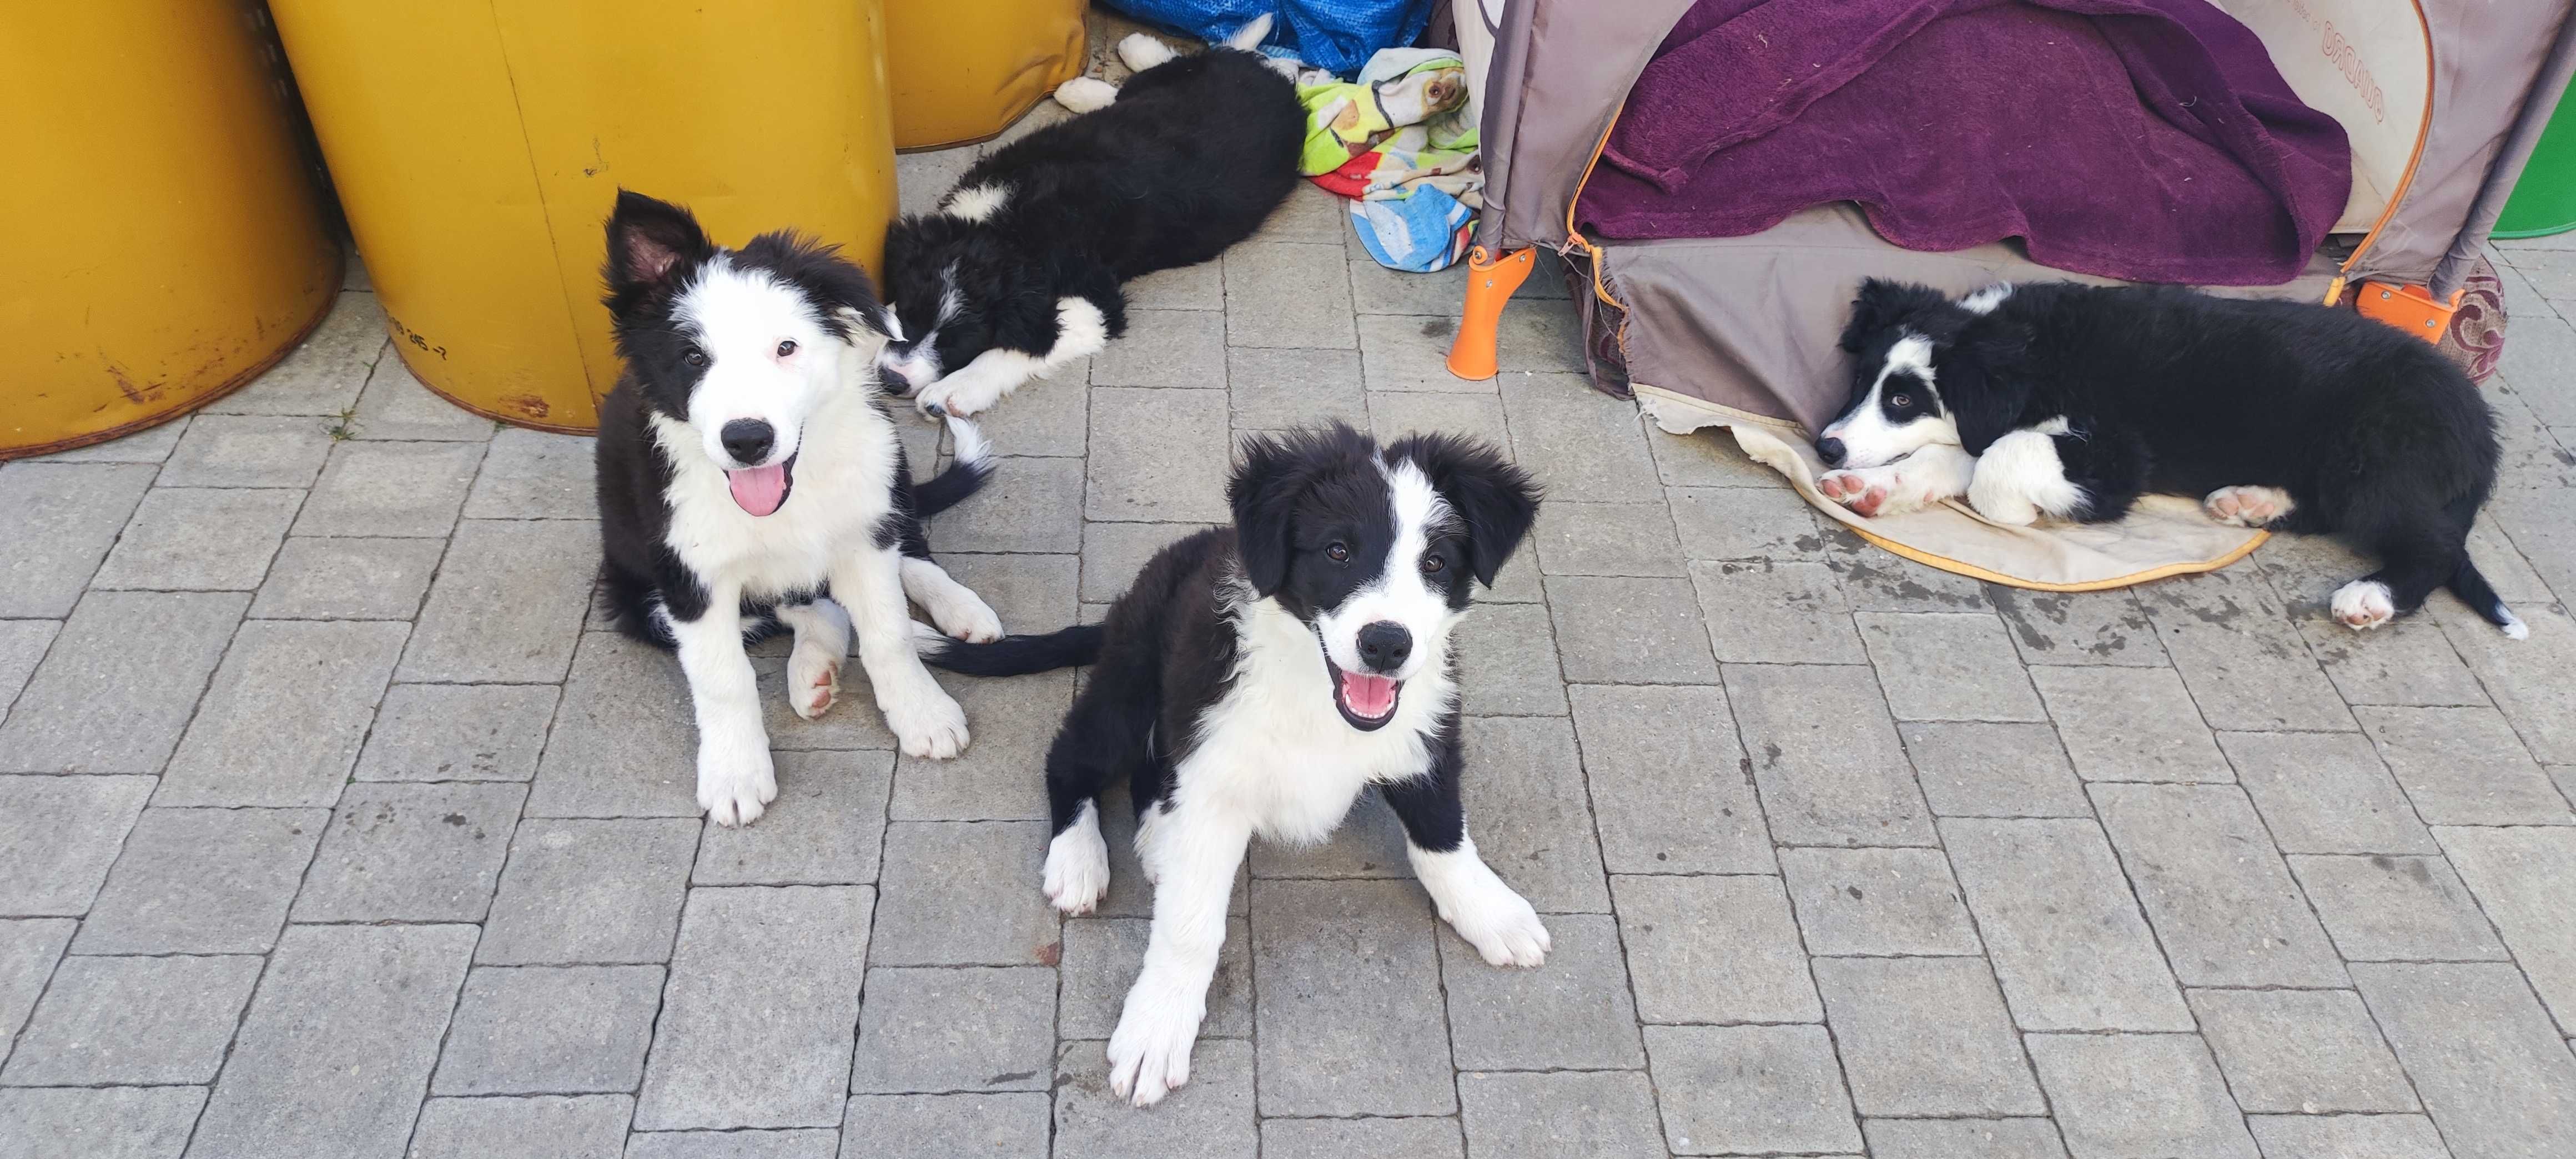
[359,683,559,783]
[0,777,152,915]
[2218,731,2438,854]
[1058,916,1253,1040]
[2187,989,2418,1113]
[1227,347,1365,431]
[210,291,386,416]
[1544,575,1719,684]
[480,818,698,965]
[0,1086,205,1159]
[188,923,477,1159]
[1900,721,2092,818]
[399,518,600,683]
[1689,558,1868,664]
[1247,787,1411,879]
[1815,956,2046,1116]
[2024,1033,2259,1159]
[249,535,446,619]
[1251,879,1453,1115]
[1225,242,1356,349]
[1668,483,1825,560]
[2140,570,2353,732]
[849,966,1053,1094]
[2439,826,2576,1032]
[1091,308,1225,388]
[465,429,593,519]
[2030,666,2233,783]
[629,1129,837,1159]
[940,455,1084,552]
[159,414,334,488]
[636,886,874,1130]
[1053,1037,1255,1158]
[293,439,485,540]
[1568,683,1773,874]
[1866,1117,2070,1159]
[2288,853,2509,962]
[1249,181,1346,243]
[74,807,324,954]
[0,621,54,719]
[349,356,496,441]
[0,920,73,1065]
[1494,299,1588,374]
[89,487,300,591]
[1779,846,1981,956]
[1820,525,1995,612]
[1500,373,1660,503]
[1859,611,2046,721]
[1649,425,1780,487]
[966,362,1089,460]
[2241,1115,2451,1159]
[293,780,522,921]
[409,1094,630,1159]
[1441,912,1642,1069]
[1078,521,1216,603]
[2300,614,2492,707]
[1942,818,2193,1031]
[894,145,980,216]
[1988,586,2166,667]
[1349,257,1467,317]
[2357,704,2575,824]
[936,552,1078,633]
[1357,313,1491,392]
[1612,873,1820,1024]
[0,590,245,774]
[434,964,664,1095]
[1451,600,1569,715]
[156,619,407,807]
[696,751,892,884]
[1644,1023,1862,1156]
[891,672,1063,822]
[1531,500,1684,577]
[1366,392,1511,453]
[2351,961,2576,1159]
[1129,258,1224,310]
[2434,599,2576,765]
[1459,716,1611,911]
[1456,1071,1663,1159]
[31,414,190,464]
[839,1093,1050,1158]
[871,822,1056,966]
[2091,784,2346,988]
[1085,387,1231,523]
[524,634,699,819]
[1724,663,1938,847]
[0,953,260,1085]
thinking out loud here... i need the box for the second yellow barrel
[885,0,1090,150]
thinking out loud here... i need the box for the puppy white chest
[652,399,895,598]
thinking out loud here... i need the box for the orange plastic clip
[1446,246,1537,380]
[2353,281,2460,346]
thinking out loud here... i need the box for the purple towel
[1577,0,2351,286]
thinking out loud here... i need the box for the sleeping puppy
[874,17,1305,419]
[911,425,1548,1105]
[1816,278,2522,637]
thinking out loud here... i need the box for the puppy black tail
[912,416,996,518]
[2447,560,2528,640]
[918,623,1105,676]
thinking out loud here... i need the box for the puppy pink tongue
[727,463,789,516]
[1339,671,1398,718]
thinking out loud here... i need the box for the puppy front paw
[2331,579,2396,631]
[1106,993,1204,1107]
[697,739,778,828]
[1820,467,1924,517]
[2203,485,2295,528]
[1435,879,1552,968]
[787,645,841,721]
[1043,822,1112,916]
[1054,76,1119,114]
[882,682,970,759]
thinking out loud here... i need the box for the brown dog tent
[1446,0,2576,589]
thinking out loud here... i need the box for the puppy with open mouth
[910,425,1549,1105]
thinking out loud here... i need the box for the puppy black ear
[1838,279,1952,352]
[603,190,712,297]
[1388,432,1541,588]
[1227,432,1309,597]
[1941,320,2035,456]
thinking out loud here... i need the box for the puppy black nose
[879,367,912,396]
[720,419,775,465]
[1817,436,1846,467]
[1355,621,1412,673]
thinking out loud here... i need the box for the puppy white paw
[2331,580,2396,631]
[697,739,778,828]
[1043,812,1112,915]
[1106,993,1204,1107]
[1435,879,1552,967]
[1819,466,1925,518]
[2205,485,2295,528]
[882,682,970,759]
[1054,75,1119,114]
[927,591,1003,644]
[912,375,1008,420]
[1116,32,1178,72]
[787,646,841,721]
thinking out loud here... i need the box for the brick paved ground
[9,111,2576,1159]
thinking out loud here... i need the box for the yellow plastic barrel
[886,0,1089,150]
[266,0,902,433]
[1,3,340,458]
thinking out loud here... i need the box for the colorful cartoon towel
[1299,50,1483,273]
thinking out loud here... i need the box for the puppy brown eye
[683,348,708,368]
[1421,556,1445,575]
[1326,542,1350,563]
[776,339,798,357]
[1889,393,1911,408]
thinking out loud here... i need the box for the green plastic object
[2497,82,2576,238]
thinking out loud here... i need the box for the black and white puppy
[915,425,1547,1105]
[1817,278,2521,636]
[594,191,1004,827]
[873,16,1304,418]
